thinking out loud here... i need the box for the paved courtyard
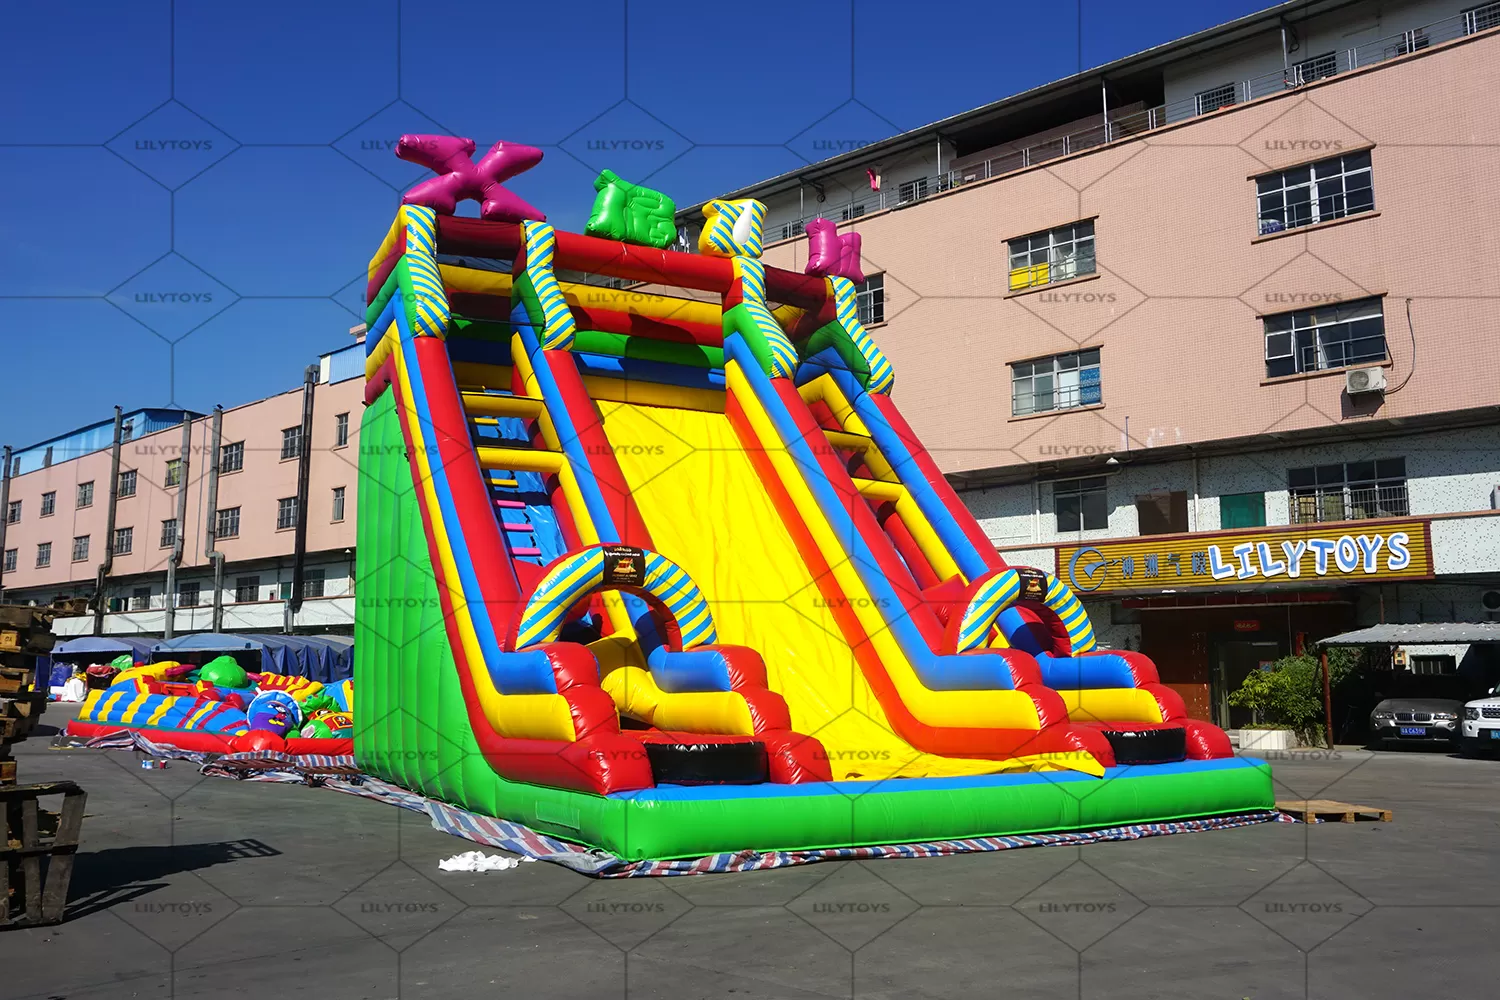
[5,705,1499,999]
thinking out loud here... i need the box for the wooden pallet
[1276,798,1393,823]
[2,781,87,928]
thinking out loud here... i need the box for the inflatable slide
[355,137,1271,860]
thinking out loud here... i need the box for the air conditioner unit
[1345,366,1387,395]
[1483,590,1500,621]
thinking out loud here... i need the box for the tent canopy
[1319,622,1500,646]
[52,635,157,661]
[152,633,264,655]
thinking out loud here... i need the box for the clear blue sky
[0,0,1269,448]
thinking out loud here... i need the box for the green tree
[1228,647,1363,746]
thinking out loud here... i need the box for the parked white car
[1461,687,1500,757]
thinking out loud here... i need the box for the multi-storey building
[0,337,367,639]
[677,0,1500,725]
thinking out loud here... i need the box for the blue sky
[0,0,1269,447]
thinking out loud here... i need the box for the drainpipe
[204,406,226,632]
[1190,451,1201,532]
[286,364,318,632]
[0,445,11,602]
[92,406,123,636]
[163,417,192,638]
[1101,79,1110,143]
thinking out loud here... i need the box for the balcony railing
[722,6,1499,249]
[1288,484,1411,525]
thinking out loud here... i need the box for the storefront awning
[1318,622,1500,646]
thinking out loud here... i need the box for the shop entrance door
[1212,640,1285,729]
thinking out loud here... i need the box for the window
[1384,28,1429,58]
[1008,221,1096,290]
[165,458,183,487]
[1410,654,1457,676]
[35,542,51,568]
[131,587,151,611]
[1055,477,1109,532]
[72,535,90,562]
[280,569,326,600]
[1288,458,1408,524]
[1012,349,1102,416]
[277,497,298,531]
[112,526,133,555]
[5,500,19,524]
[331,486,346,523]
[220,441,244,474]
[1256,150,1373,235]
[215,506,241,539]
[839,204,867,222]
[160,518,178,549]
[778,220,805,242]
[177,581,201,608]
[118,469,137,499]
[854,273,885,326]
[40,491,55,517]
[1220,492,1267,529]
[1464,2,1500,33]
[1290,51,1338,85]
[77,481,94,508]
[1264,297,1385,378]
[1195,83,1237,115]
[234,576,260,604]
[2,549,15,573]
[335,413,350,448]
[1136,491,1189,536]
[897,177,928,205]
[281,426,303,461]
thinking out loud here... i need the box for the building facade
[678,0,1500,725]
[0,339,368,639]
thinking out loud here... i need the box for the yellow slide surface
[600,399,1033,781]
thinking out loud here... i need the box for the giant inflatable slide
[356,137,1272,860]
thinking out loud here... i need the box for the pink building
[0,340,366,638]
[679,0,1500,726]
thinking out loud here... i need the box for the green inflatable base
[355,392,1274,861]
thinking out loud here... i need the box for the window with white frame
[1195,83,1237,114]
[1256,151,1373,235]
[335,412,349,448]
[331,486,346,523]
[117,469,137,498]
[1054,477,1109,532]
[1264,297,1386,378]
[77,481,94,508]
[2,549,15,573]
[854,273,884,326]
[839,204,866,222]
[1289,458,1408,524]
[897,178,928,205]
[1012,349,1102,416]
[165,458,183,487]
[36,542,51,568]
[281,427,303,461]
[277,497,298,531]
[778,220,805,242]
[1464,2,1500,33]
[1291,51,1338,84]
[160,518,178,549]
[234,576,260,603]
[5,500,19,524]
[215,506,240,539]
[131,586,151,611]
[220,441,244,473]
[40,491,55,517]
[72,535,89,562]
[177,581,201,608]
[281,568,326,600]
[112,526,132,555]
[1007,221,1096,290]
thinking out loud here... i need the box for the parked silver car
[1370,698,1463,748]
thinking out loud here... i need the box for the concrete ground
[5,705,1499,999]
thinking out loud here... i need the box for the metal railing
[1288,484,1410,525]
[736,6,1499,248]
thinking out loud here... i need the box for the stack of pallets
[0,604,88,928]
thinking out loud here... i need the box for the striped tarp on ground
[75,731,1292,877]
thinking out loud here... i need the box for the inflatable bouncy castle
[355,137,1272,860]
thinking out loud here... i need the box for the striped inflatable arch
[733,257,799,379]
[827,275,894,394]
[520,220,578,351]
[514,545,717,651]
[953,567,1097,655]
